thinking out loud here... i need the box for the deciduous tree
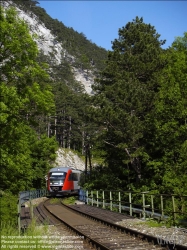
[0,6,57,194]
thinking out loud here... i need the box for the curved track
[30,198,187,250]
[43,199,169,250]
[33,199,94,249]
[65,203,187,250]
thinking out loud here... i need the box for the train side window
[68,173,73,181]
[73,173,78,181]
[68,173,78,181]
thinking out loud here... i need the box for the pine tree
[92,17,166,186]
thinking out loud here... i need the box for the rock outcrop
[54,148,85,171]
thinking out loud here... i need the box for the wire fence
[17,189,48,234]
[79,189,187,224]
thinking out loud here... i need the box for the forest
[0,1,187,224]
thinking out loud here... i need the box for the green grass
[1,221,19,236]
[49,197,61,204]
[143,218,166,228]
[1,219,59,250]
[62,196,76,205]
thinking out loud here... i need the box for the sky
[38,1,187,51]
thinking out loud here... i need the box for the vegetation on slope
[11,0,108,72]
[0,6,58,223]
[0,2,187,225]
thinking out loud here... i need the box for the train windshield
[49,172,66,179]
[49,172,66,186]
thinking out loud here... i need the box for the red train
[46,166,82,197]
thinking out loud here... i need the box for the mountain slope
[2,0,107,94]
[1,0,107,152]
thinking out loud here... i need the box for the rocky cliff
[1,1,95,95]
[55,148,85,171]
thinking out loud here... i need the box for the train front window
[49,172,66,185]
[50,172,66,178]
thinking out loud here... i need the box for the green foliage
[85,20,187,198]
[31,135,58,189]
[144,219,165,228]
[143,37,187,194]
[3,1,107,155]
[1,2,187,226]
[52,81,92,150]
[0,6,58,200]
[0,192,17,224]
[81,166,123,190]
[1,124,34,193]
[1,216,54,250]
[49,197,60,204]
[91,16,166,186]
[172,32,187,50]
[62,196,76,205]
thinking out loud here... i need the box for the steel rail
[61,202,187,250]
[44,201,111,250]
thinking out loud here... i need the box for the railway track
[30,198,187,250]
[42,198,172,250]
[65,203,187,248]
[32,199,93,249]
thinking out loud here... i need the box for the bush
[0,191,18,224]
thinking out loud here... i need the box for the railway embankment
[66,202,187,248]
[21,197,187,249]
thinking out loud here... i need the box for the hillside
[0,0,108,152]
[1,0,187,209]
[2,0,108,95]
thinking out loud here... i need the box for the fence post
[129,192,132,216]
[181,196,184,214]
[160,195,164,219]
[86,190,89,204]
[91,190,93,206]
[96,191,99,207]
[151,195,154,217]
[17,194,21,235]
[29,191,33,220]
[102,190,105,209]
[110,191,112,211]
[30,200,33,219]
[142,192,146,219]
[79,189,86,202]
[172,195,176,221]
[119,191,121,213]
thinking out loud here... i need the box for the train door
[69,171,80,192]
